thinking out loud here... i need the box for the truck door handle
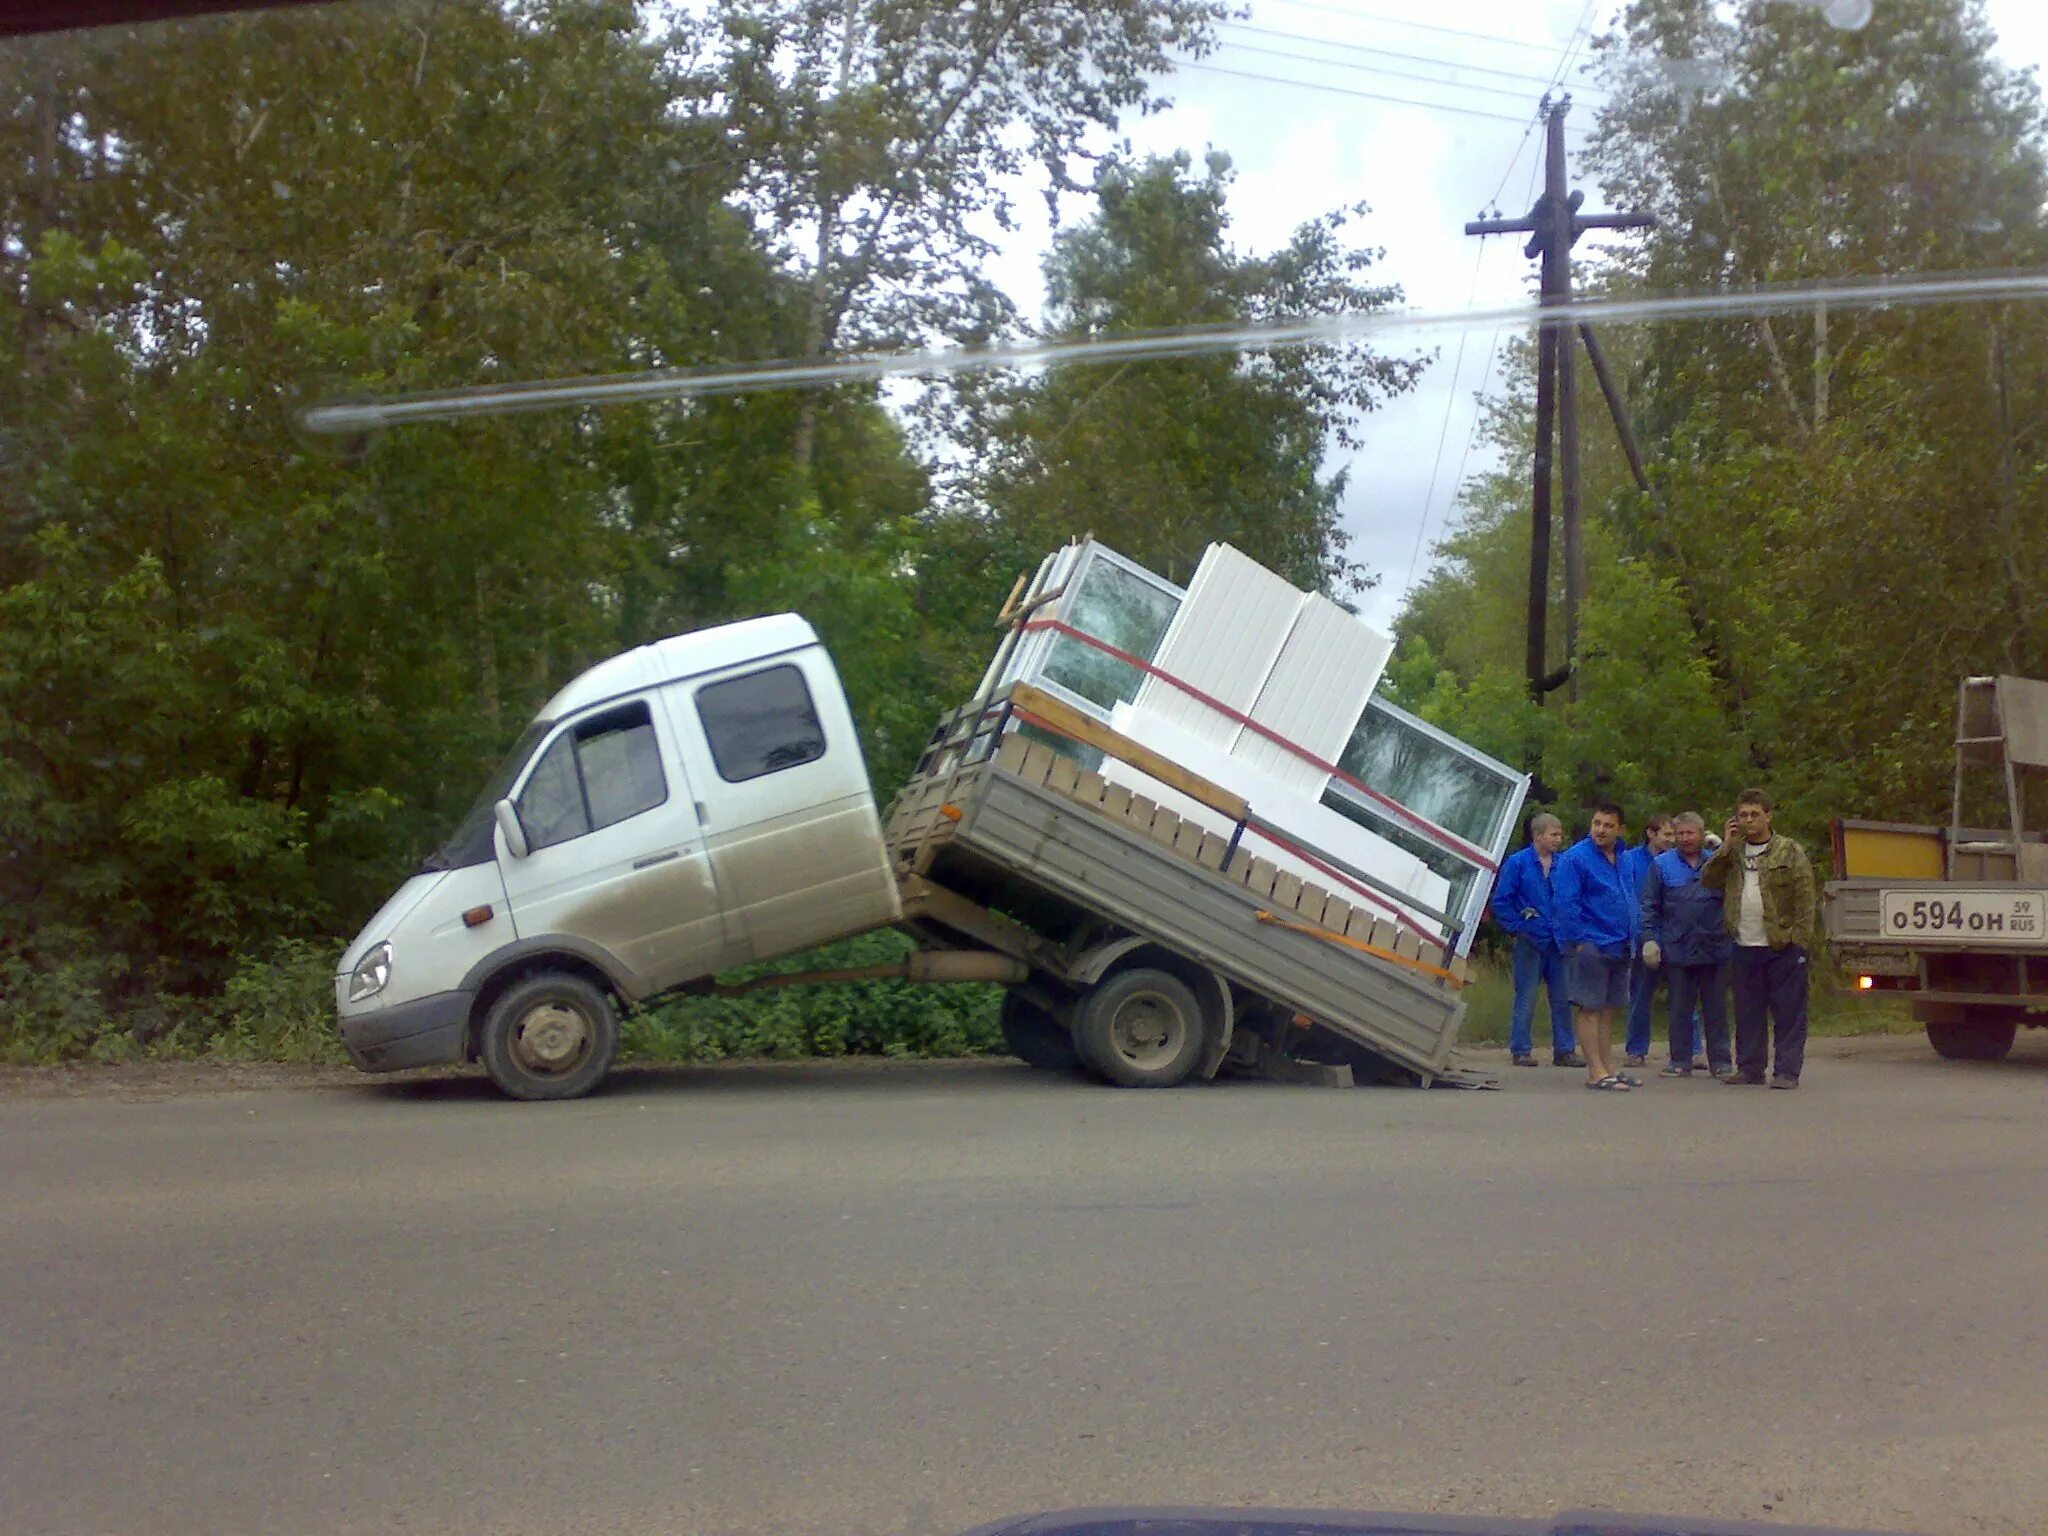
[633,850,682,870]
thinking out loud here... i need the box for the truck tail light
[1857,975,1875,990]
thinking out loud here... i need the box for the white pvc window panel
[1099,703,1454,936]
[1237,591,1392,792]
[1134,545,1300,752]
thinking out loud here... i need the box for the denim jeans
[1510,936,1576,1057]
[1625,952,1660,1057]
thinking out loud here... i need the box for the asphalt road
[6,1034,2048,1536]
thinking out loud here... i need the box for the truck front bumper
[338,990,474,1073]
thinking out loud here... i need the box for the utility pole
[1465,98,1655,700]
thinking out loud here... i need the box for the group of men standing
[1489,790,1818,1093]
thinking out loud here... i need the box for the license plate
[1879,889,2048,944]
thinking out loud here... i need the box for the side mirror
[494,798,529,860]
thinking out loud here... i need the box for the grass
[1455,947,1920,1051]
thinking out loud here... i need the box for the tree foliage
[680,0,1231,467]
[958,151,1422,593]
[1395,0,2048,839]
[0,1,938,1041]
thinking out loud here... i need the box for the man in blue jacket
[1640,812,1734,1078]
[1553,801,1639,1090]
[1620,814,1675,1066]
[1489,812,1582,1068]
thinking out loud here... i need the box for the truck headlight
[348,942,393,1002]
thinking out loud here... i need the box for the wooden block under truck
[1825,674,2048,1060]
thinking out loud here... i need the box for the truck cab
[333,614,900,1097]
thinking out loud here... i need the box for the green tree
[682,0,1232,471]
[960,151,1423,593]
[0,2,936,1039]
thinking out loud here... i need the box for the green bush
[206,938,349,1064]
[623,929,1003,1064]
[0,927,120,1064]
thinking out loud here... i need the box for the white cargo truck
[335,540,1528,1099]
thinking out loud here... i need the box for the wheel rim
[510,999,595,1077]
[1108,988,1189,1069]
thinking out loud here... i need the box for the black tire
[1000,991,1080,1073]
[1074,967,1206,1088]
[479,972,619,1100]
[1925,1019,2018,1061]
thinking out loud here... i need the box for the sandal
[1584,1075,1632,1091]
[1614,1072,1644,1087]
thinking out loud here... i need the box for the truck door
[496,694,737,991]
[667,649,901,962]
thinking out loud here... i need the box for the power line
[1209,38,1597,107]
[1171,60,1588,128]
[1430,140,1548,590]
[1541,0,1606,107]
[1219,20,1612,95]
[1255,0,1575,56]
[1484,111,1543,212]
[1402,238,1489,602]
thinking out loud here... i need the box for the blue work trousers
[1666,961,1731,1071]
[1510,936,1577,1058]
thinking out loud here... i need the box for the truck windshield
[419,719,553,873]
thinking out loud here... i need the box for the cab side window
[516,700,667,852]
[695,665,826,783]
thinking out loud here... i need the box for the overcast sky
[973,0,2048,630]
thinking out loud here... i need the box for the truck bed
[884,731,1468,1080]
[1826,876,2048,1007]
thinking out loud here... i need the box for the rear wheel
[479,972,619,1100]
[1925,1018,2018,1061]
[1074,967,1205,1088]
[1000,991,1080,1074]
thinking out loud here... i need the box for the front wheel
[1925,1018,2018,1061]
[1074,967,1205,1088]
[479,972,620,1100]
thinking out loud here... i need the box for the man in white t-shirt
[1701,787,1817,1087]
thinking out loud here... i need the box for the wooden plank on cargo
[1014,739,1057,785]
[1242,856,1278,898]
[1344,907,1376,941]
[1272,871,1304,912]
[1172,819,1207,862]
[1148,806,1183,850]
[994,733,1032,775]
[1293,884,1328,927]
[1008,682,1250,822]
[1193,830,1229,872]
[1073,769,1108,807]
[1321,896,1353,935]
[1045,754,1081,798]
[1394,927,1422,961]
[1100,782,1132,820]
[1369,917,1400,952]
[1126,793,1158,833]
